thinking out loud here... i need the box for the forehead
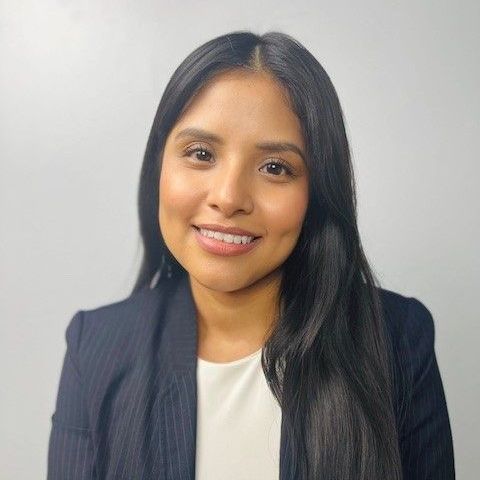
[170,70,304,148]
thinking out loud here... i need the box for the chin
[190,268,255,293]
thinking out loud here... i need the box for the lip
[193,223,261,238]
[192,226,262,257]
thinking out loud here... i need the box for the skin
[159,69,309,362]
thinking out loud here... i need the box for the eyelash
[183,144,295,177]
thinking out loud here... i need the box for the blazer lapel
[155,273,294,480]
[153,274,198,480]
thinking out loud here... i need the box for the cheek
[262,185,308,236]
[159,161,201,222]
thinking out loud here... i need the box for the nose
[206,159,254,217]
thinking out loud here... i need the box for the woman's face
[159,69,309,293]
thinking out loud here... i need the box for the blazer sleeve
[47,310,96,480]
[399,297,455,479]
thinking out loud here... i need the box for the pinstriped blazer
[47,272,455,479]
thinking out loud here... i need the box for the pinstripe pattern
[47,274,455,479]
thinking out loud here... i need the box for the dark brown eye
[260,161,293,177]
[185,146,213,162]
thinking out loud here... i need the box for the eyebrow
[174,127,305,161]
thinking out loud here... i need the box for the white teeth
[199,228,255,244]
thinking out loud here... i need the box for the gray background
[1,0,478,478]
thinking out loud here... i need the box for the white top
[195,348,282,480]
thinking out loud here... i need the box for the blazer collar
[158,272,198,372]
[153,273,295,480]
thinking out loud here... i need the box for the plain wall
[1,0,478,478]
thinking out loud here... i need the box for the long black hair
[132,30,402,480]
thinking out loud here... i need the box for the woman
[47,31,455,479]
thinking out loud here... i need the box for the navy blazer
[47,273,455,479]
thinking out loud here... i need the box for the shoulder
[376,287,437,427]
[54,278,179,433]
[66,285,153,341]
[377,287,455,476]
[377,286,435,355]
[64,279,175,374]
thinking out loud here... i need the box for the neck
[188,269,282,361]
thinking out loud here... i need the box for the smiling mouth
[192,225,261,240]
[192,225,263,256]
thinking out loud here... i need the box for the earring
[149,269,161,289]
[160,252,172,279]
[150,253,167,289]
